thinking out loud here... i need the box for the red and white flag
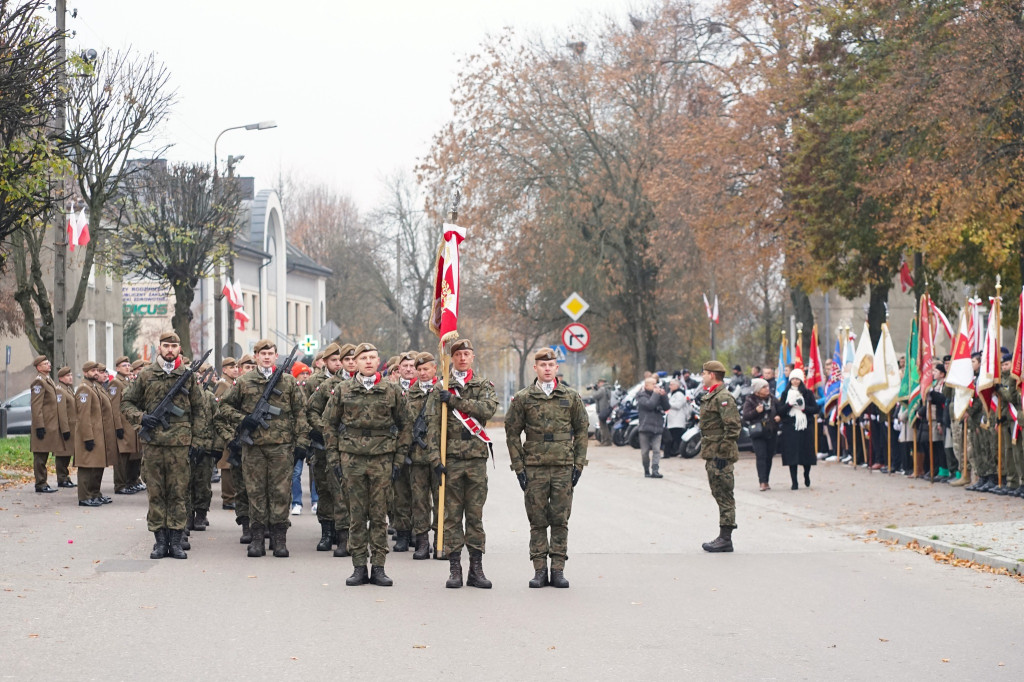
[929,299,953,347]
[806,325,824,391]
[712,295,719,324]
[222,277,249,330]
[1012,286,1024,385]
[919,294,935,395]
[946,308,975,389]
[898,258,915,293]
[67,209,90,251]
[429,223,466,343]
[234,308,251,332]
[968,297,983,352]
[977,298,1001,412]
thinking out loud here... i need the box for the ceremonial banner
[919,294,935,396]
[947,308,976,421]
[898,318,921,415]
[870,323,902,413]
[775,334,791,400]
[846,323,877,416]
[428,223,466,343]
[977,298,1001,413]
[1012,286,1024,385]
[823,338,842,411]
[806,325,825,394]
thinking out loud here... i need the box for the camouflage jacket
[306,373,346,437]
[214,368,310,448]
[698,383,741,462]
[505,378,588,473]
[204,389,224,451]
[406,378,439,466]
[322,372,410,465]
[966,376,986,427]
[306,369,331,396]
[121,361,210,448]
[425,370,498,461]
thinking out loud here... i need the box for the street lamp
[212,119,277,369]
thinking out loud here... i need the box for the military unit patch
[80,394,88,403]
[33,385,41,394]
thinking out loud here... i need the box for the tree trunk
[868,283,889,347]
[171,283,196,357]
[789,285,815,361]
[762,275,773,365]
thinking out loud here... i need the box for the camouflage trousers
[998,425,1023,487]
[310,447,335,523]
[409,463,438,536]
[968,423,994,477]
[231,464,249,521]
[523,465,574,570]
[705,458,736,529]
[141,445,189,532]
[391,463,412,531]
[326,449,351,532]
[343,454,392,567]
[242,443,292,527]
[949,419,965,472]
[443,458,487,556]
[187,455,214,513]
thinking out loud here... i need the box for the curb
[877,528,1023,575]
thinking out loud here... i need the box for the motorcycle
[679,388,705,458]
[611,399,638,447]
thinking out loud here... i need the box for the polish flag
[702,293,712,320]
[711,295,719,324]
[945,308,975,390]
[428,224,465,343]
[234,308,251,332]
[67,210,90,251]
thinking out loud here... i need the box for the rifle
[227,345,300,467]
[139,349,212,443]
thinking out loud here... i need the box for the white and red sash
[449,375,494,461]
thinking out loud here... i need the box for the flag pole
[887,411,892,474]
[995,277,1003,489]
[437,339,449,555]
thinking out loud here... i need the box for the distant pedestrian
[636,376,669,478]
[743,378,780,491]
[664,379,690,458]
[778,369,820,489]
[588,378,612,445]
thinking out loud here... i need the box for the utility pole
[52,0,68,374]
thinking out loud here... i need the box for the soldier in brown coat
[74,362,111,507]
[110,356,142,495]
[29,355,71,493]
[95,364,121,474]
[55,366,77,488]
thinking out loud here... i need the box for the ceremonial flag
[870,324,902,413]
[838,329,858,415]
[1012,286,1024,384]
[898,258,915,293]
[977,298,1001,412]
[806,325,825,393]
[946,308,975,389]
[898,318,921,415]
[929,299,954,348]
[847,322,878,416]
[793,335,804,371]
[428,223,466,343]
[775,334,790,400]
[823,338,842,410]
[919,294,935,396]
[968,297,983,352]
[67,209,90,251]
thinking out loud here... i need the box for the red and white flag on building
[67,209,90,251]
[429,223,466,343]
[222,277,249,331]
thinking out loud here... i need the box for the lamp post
[211,120,277,370]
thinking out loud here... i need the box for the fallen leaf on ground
[879,638,888,642]
[941,658,950,663]
[28,634,39,638]
[413,644,428,649]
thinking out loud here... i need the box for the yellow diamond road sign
[560,292,589,321]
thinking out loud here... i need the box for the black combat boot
[370,565,393,586]
[977,475,996,492]
[333,529,351,557]
[317,521,334,552]
[413,532,430,560]
[168,529,188,559]
[702,526,734,553]
[179,531,191,551]
[247,523,266,557]
[549,568,570,588]
[267,526,276,552]
[150,529,169,559]
[238,516,252,544]
[446,552,463,588]
[346,565,369,586]
[393,530,410,552]
[466,550,492,589]
[272,524,289,557]
[194,509,209,530]
[186,510,196,531]
[529,567,548,588]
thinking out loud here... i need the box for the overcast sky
[66,0,637,213]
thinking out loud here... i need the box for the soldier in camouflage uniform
[121,332,210,560]
[965,352,997,491]
[406,352,443,559]
[698,360,741,553]
[390,350,419,553]
[505,347,588,588]
[185,369,219,531]
[215,340,310,558]
[322,343,410,587]
[425,339,498,589]
[305,342,345,553]
[215,357,238,508]
[227,354,256,542]
[995,352,1022,495]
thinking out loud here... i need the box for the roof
[286,242,332,277]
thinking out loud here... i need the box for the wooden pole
[962,415,969,481]
[927,401,935,483]
[436,341,449,554]
[995,277,1003,488]
[912,426,919,477]
[887,411,892,474]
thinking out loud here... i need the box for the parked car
[2,388,32,435]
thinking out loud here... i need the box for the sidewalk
[879,521,1024,574]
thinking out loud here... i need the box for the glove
[572,467,582,487]
[310,429,324,445]
[188,446,202,464]
[84,439,94,451]
[293,446,307,463]
[240,415,260,432]
[391,464,401,482]
[116,428,124,439]
[516,470,528,491]
[141,414,160,430]
[434,463,446,480]
[62,431,70,441]
[437,387,452,404]
[714,458,728,471]
[35,427,45,439]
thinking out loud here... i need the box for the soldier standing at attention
[110,356,140,495]
[426,339,498,589]
[227,354,257,542]
[305,342,342,551]
[406,352,443,559]
[698,360,741,553]
[323,343,410,586]
[505,347,589,588]
[391,350,419,552]
[214,339,309,558]
[94,364,122,490]
[55,367,77,488]
[121,332,209,559]
[29,355,70,493]
[74,362,108,507]
[215,357,239,510]
[185,369,218,532]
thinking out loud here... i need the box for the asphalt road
[2,435,1022,680]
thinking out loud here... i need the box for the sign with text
[123,280,171,317]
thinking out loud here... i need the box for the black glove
[434,463,446,480]
[714,458,728,471]
[188,446,202,464]
[116,428,124,440]
[141,414,160,430]
[35,427,45,439]
[310,429,324,446]
[84,439,94,451]
[437,387,452,404]
[293,446,307,463]
[391,464,401,482]
[572,467,582,487]
[62,431,70,441]
[516,470,528,491]
[240,415,260,432]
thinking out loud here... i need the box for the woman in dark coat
[742,378,781,491]
[777,369,820,490]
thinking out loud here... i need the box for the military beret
[95,363,107,373]
[33,355,48,367]
[239,354,255,366]
[450,339,473,354]
[115,355,130,367]
[353,343,377,358]
[253,338,276,354]
[534,347,558,362]
[703,360,727,373]
[339,343,356,358]
[57,366,71,378]
[199,363,212,373]
[415,352,436,367]
[159,331,180,344]
[221,356,237,369]
[314,351,325,363]
[82,361,98,372]
[400,351,418,363]
[1002,350,1012,363]
[387,355,399,368]
[322,343,342,359]
[131,360,147,371]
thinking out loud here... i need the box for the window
[87,319,96,359]
[105,322,114,368]
[88,265,95,289]
[305,305,311,337]
[287,301,292,335]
